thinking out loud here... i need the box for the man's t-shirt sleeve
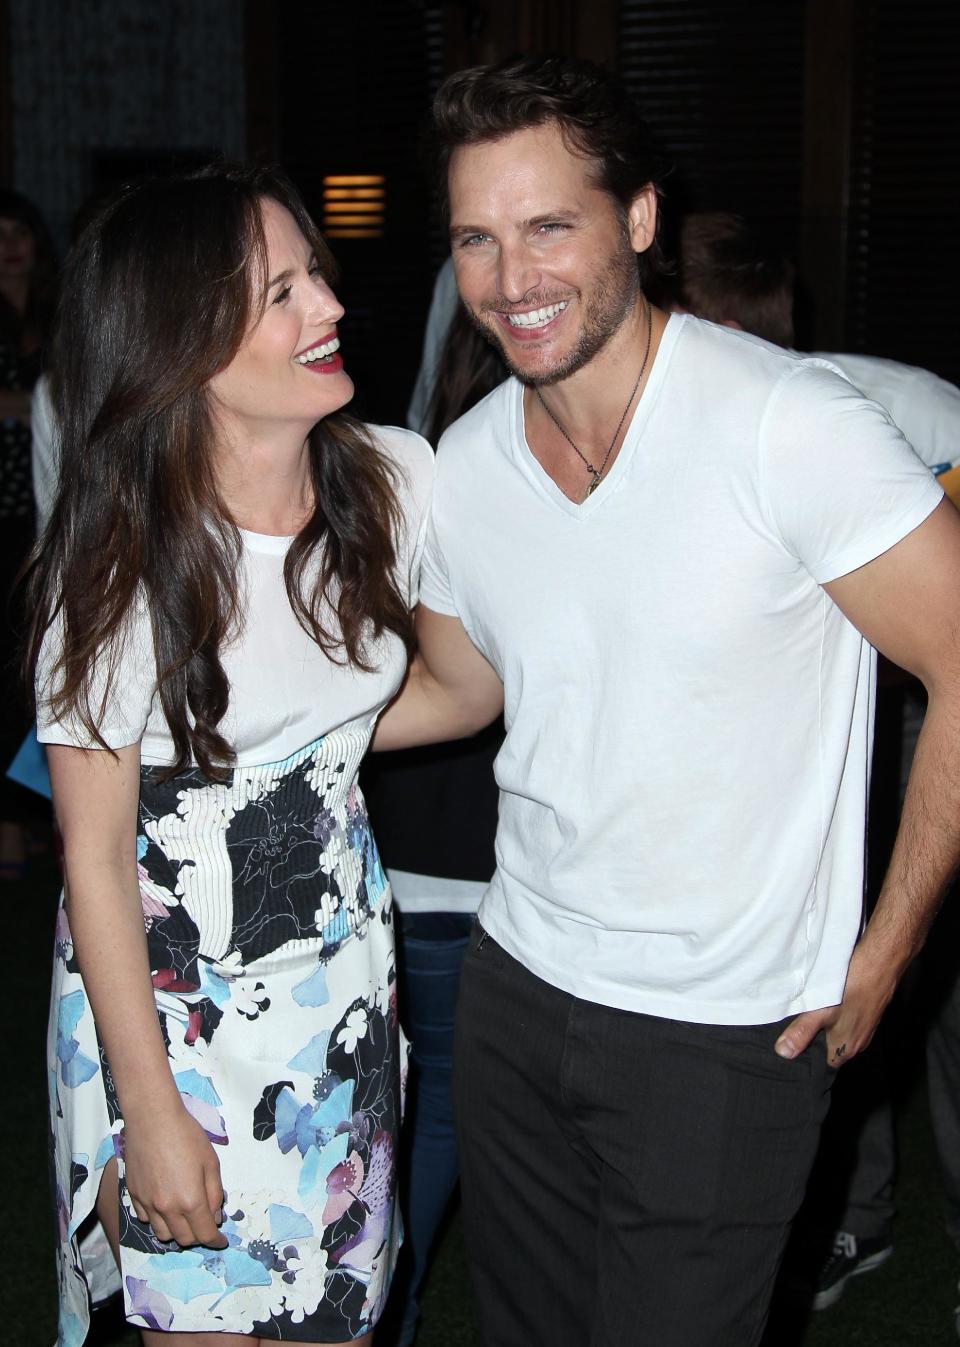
[418,504,460,616]
[759,362,945,585]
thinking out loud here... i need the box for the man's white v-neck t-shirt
[419,314,943,1025]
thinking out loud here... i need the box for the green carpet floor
[7,838,958,1345]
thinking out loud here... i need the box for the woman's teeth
[297,336,340,364]
[506,301,568,329]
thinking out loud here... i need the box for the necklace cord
[535,298,654,497]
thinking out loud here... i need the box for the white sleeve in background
[813,351,960,471]
[31,372,60,532]
[405,257,460,435]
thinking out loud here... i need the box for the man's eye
[458,234,490,248]
[273,284,292,305]
[538,222,566,234]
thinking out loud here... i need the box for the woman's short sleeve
[369,424,435,608]
[36,597,157,751]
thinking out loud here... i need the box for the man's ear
[626,185,658,254]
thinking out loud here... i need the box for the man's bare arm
[776,497,960,1065]
[373,604,505,751]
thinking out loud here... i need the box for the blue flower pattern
[49,725,403,1344]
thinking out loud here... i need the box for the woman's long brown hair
[425,299,507,446]
[23,164,413,779]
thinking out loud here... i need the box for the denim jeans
[389,910,474,1346]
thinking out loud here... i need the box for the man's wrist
[851,922,912,989]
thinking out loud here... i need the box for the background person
[667,211,960,478]
[26,164,432,1346]
[30,368,57,532]
[0,187,57,877]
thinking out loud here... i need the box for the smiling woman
[21,165,433,1347]
[207,198,354,470]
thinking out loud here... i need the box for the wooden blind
[617,2,806,256]
[845,0,960,381]
[274,1,444,424]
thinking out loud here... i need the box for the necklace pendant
[536,299,652,506]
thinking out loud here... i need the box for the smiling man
[375,55,960,1347]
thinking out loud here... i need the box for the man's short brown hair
[432,54,669,282]
[673,212,795,348]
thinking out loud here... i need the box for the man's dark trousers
[454,925,834,1347]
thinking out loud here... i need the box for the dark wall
[619,4,807,259]
[3,1,951,405]
[617,0,960,380]
[5,0,245,252]
[262,1,444,426]
[259,0,959,402]
[845,1,960,380]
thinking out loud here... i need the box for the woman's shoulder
[364,422,435,506]
[36,586,157,751]
[366,422,434,469]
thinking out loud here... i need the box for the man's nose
[497,240,540,305]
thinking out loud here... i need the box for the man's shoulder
[673,315,849,416]
[810,352,960,470]
[676,313,807,388]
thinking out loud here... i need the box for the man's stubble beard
[464,237,642,388]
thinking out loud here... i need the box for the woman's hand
[49,743,229,1250]
[123,1102,228,1248]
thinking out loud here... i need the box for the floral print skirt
[49,725,405,1344]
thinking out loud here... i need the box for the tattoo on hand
[832,1042,847,1062]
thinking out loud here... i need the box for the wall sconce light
[323,175,386,239]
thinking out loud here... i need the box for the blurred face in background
[0,216,36,293]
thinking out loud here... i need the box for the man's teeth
[297,336,341,364]
[505,301,568,329]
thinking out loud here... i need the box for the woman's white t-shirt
[37,425,434,767]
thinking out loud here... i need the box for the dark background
[2,0,958,425]
[3,5,959,1342]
